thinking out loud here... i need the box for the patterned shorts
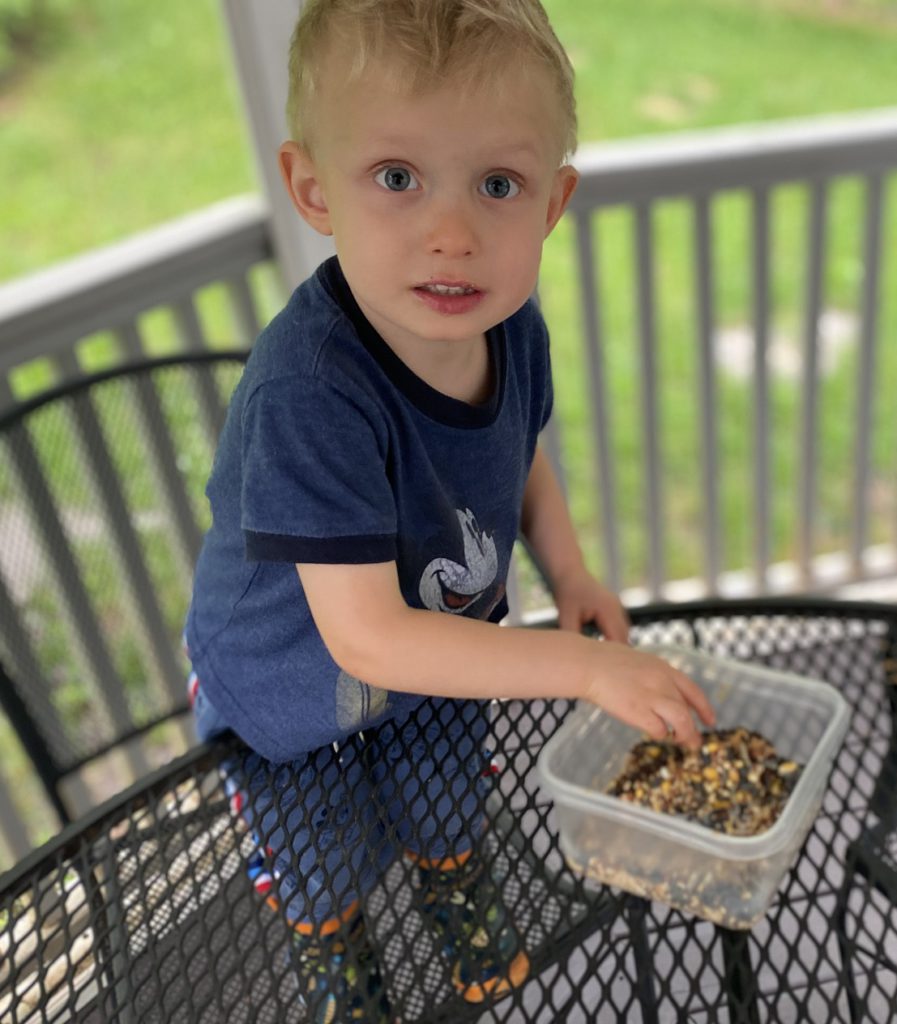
[188,673,491,927]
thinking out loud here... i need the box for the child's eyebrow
[479,141,546,166]
[495,142,541,156]
[361,138,543,162]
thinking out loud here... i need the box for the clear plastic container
[537,644,850,929]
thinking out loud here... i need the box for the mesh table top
[2,599,896,1023]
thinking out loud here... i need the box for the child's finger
[556,599,582,633]
[652,699,702,748]
[600,604,630,644]
[672,668,716,726]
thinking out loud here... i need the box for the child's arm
[296,560,714,747]
[519,445,629,642]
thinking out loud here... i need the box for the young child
[185,0,714,1019]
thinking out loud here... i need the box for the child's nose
[426,201,479,258]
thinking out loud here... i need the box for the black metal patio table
[2,597,896,1023]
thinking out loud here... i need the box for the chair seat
[4,599,897,1023]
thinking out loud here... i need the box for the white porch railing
[0,194,281,400]
[0,196,282,865]
[3,113,894,602]
[0,110,895,862]
[534,107,897,609]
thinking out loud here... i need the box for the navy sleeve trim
[245,530,397,564]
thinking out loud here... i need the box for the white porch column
[220,0,335,289]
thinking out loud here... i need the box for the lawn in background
[3,0,896,276]
[1,0,897,585]
[0,0,255,280]
[2,0,897,581]
[1,0,896,585]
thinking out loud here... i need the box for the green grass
[0,0,254,280]
[0,0,895,580]
[2,0,896,277]
[0,0,892,577]
[0,0,895,577]
[552,0,897,142]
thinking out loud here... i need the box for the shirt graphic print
[335,507,504,731]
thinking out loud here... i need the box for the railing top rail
[570,106,897,209]
[0,195,273,371]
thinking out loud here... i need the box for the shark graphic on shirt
[335,507,502,730]
[418,508,498,614]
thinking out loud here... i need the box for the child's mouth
[414,282,484,315]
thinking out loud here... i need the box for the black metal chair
[834,639,897,1024]
[834,818,897,1022]
[2,598,895,1023]
[0,351,248,831]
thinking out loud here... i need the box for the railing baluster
[116,322,204,567]
[173,294,208,354]
[573,211,621,592]
[852,172,885,576]
[798,181,828,588]
[66,390,185,721]
[693,194,721,593]
[173,297,228,442]
[541,415,570,504]
[117,318,145,360]
[751,187,772,588]
[92,321,199,754]
[635,202,664,598]
[521,405,568,613]
[227,273,262,343]
[137,371,205,564]
[1,428,132,744]
[52,349,85,390]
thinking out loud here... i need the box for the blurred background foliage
[1,0,896,281]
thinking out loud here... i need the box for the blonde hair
[287,0,577,161]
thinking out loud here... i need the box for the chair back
[0,351,246,825]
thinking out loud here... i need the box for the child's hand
[583,642,716,748]
[553,566,630,643]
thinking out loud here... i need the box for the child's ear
[278,141,333,236]
[544,164,580,237]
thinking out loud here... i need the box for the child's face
[281,51,579,361]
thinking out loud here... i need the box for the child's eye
[480,175,520,199]
[374,166,420,192]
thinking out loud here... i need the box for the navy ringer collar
[317,256,507,429]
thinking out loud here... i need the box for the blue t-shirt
[185,257,553,762]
